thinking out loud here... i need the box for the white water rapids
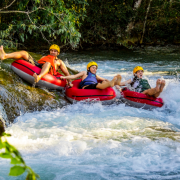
[1,50,180,180]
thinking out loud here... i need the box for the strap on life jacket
[79,71,98,89]
[130,75,140,87]
[38,55,57,75]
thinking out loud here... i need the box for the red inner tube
[121,88,163,107]
[65,79,116,102]
[11,59,66,87]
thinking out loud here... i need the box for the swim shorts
[27,54,42,68]
[83,83,98,89]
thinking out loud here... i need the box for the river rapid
[1,47,180,179]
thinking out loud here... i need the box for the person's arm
[58,60,74,86]
[120,79,132,86]
[61,71,86,80]
[59,60,70,76]
[115,79,132,89]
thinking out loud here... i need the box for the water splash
[1,50,180,179]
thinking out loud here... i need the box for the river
[1,46,180,179]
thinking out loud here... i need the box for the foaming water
[3,102,180,180]
[1,50,180,180]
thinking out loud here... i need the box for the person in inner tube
[61,61,122,89]
[0,44,72,86]
[116,66,165,98]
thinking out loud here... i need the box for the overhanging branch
[0,0,16,11]
[0,7,41,14]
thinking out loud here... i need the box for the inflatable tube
[121,88,164,109]
[11,59,66,90]
[65,79,116,104]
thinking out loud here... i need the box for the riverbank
[21,36,180,53]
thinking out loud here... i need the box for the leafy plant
[0,0,88,48]
[0,132,39,180]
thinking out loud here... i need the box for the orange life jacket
[38,55,57,75]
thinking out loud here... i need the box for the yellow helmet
[49,44,60,53]
[87,61,98,70]
[133,66,144,74]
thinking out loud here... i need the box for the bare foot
[109,76,117,87]
[33,73,41,83]
[160,80,165,92]
[155,79,161,92]
[0,45,6,60]
[115,74,122,85]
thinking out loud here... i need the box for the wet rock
[0,119,5,136]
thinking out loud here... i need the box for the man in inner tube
[0,44,72,86]
[116,66,165,98]
[61,61,122,89]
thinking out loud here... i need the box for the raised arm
[61,71,86,80]
[120,79,132,86]
[116,78,132,89]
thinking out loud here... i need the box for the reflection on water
[1,48,180,179]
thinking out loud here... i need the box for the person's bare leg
[153,80,166,97]
[114,74,122,85]
[0,45,29,61]
[150,90,161,98]
[160,80,165,92]
[33,62,51,83]
[96,76,117,89]
[142,79,161,97]
[0,46,6,60]
[155,79,161,92]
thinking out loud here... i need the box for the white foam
[2,58,180,179]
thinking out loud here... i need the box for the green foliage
[0,0,87,48]
[0,132,39,179]
[133,0,180,44]
[79,0,180,47]
[1,0,180,48]
[79,0,134,45]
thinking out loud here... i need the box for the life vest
[38,55,57,75]
[134,79,151,93]
[79,71,98,89]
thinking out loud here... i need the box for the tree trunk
[170,0,173,7]
[126,0,143,34]
[140,0,153,44]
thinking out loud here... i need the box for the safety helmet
[87,61,98,70]
[49,44,60,53]
[133,66,144,74]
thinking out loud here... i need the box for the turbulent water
[1,47,180,179]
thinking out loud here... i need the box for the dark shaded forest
[0,0,180,51]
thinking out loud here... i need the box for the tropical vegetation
[0,0,180,49]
